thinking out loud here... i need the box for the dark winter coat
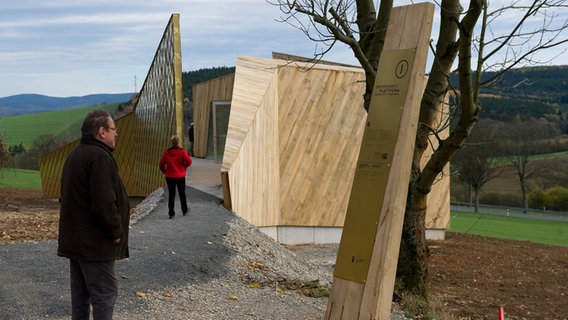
[58,137,130,261]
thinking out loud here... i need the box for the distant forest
[181,66,235,102]
[184,65,568,126]
[450,65,568,124]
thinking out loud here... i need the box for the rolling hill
[0,104,119,147]
[0,93,134,117]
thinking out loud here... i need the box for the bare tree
[452,120,502,212]
[269,0,568,300]
[0,134,10,169]
[15,134,67,170]
[500,116,558,212]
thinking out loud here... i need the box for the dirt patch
[0,188,59,243]
[1,187,566,319]
[428,233,568,319]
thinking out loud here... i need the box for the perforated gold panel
[40,14,183,198]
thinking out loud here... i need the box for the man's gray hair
[81,109,111,139]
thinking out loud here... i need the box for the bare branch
[476,1,568,85]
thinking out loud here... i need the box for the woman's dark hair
[81,109,111,139]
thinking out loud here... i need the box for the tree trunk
[474,186,480,213]
[396,164,428,297]
[356,0,392,111]
[396,0,461,298]
[397,0,483,299]
[521,179,528,213]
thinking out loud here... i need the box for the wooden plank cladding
[222,57,282,226]
[222,56,367,228]
[278,65,367,226]
[422,101,451,231]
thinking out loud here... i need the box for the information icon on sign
[395,60,409,78]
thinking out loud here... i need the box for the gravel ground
[0,186,409,320]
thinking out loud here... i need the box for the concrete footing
[259,226,445,244]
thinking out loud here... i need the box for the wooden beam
[325,3,434,320]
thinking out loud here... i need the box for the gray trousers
[69,259,117,320]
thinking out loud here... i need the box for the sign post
[325,3,434,320]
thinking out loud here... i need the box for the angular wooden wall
[423,102,451,231]
[221,57,282,226]
[277,65,368,226]
[222,56,367,227]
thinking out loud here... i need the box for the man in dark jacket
[58,109,130,320]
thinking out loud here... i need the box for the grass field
[449,211,568,247]
[0,168,42,189]
[0,104,118,147]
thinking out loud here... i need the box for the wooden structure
[220,56,368,243]
[40,14,184,198]
[193,55,449,243]
[193,73,235,159]
[325,3,434,320]
[192,12,447,244]
[423,102,451,239]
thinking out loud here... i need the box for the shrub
[542,186,568,211]
[480,191,523,207]
[0,135,10,169]
[528,188,546,209]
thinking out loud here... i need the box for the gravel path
[0,186,408,320]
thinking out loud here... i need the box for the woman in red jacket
[159,135,192,218]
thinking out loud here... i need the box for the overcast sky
[1,1,566,98]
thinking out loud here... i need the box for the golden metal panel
[40,14,183,198]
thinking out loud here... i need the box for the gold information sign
[334,48,417,283]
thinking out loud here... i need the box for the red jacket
[159,146,192,178]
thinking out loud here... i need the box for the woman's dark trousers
[166,177,188,217]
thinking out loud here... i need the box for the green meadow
[449,211,568,247]
[0,104,118,147]
[0,168,43,189]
